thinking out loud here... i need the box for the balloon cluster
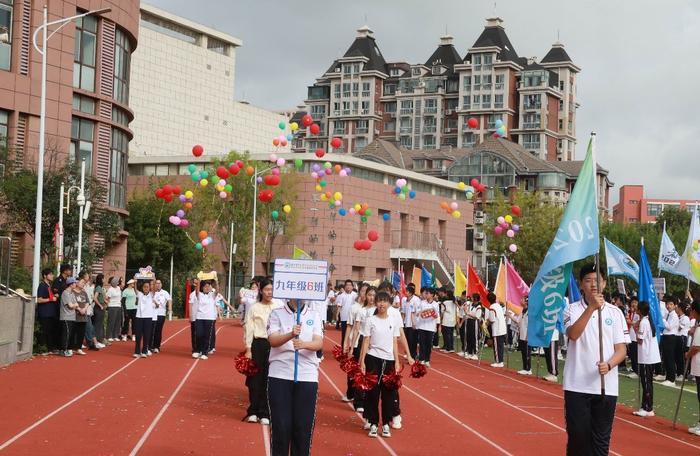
[493,205,522,253]
[154,183,181,203]
[493,119,507,138]
[271,204,292,220]
[178,190,194,210]
[271,113,323,148]
[353,230,379,251]
[456,181,479,200]
[469,178,487,194]
[168,209,190,228]
[340,202,373,223]
[196,230,214,251]
[439,201,462,219]
[311,162,351,181]
[392,178,416,201]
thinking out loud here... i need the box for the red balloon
[272,138,280,146]
[302,114,313,127]
[162,184,172,194]
[511,205,521,216]
[353,240,363,251]
[216,166,229,179]
[367,230,379,242]
[361,240,372,250]
[235,160,244,168]
[310,123,321,135]
[172,185,181,195]
[467,118,478,129]
[258,189,274,202]
[315,148,326,158]
[163,194,173,203]
[154,188,164,199]
[330,137,342,149]
[229,164,240,175]
[470,178,479,187]
[281,139,288,147]
[263,174,281,186]
[192,144,204,157]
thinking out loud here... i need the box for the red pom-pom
[331,345,345,362]
[410,361,427,379]
[234,351,260,376]
[340,357,360,376]
[353,371,379,391]
[382,369,403,390]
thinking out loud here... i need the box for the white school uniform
[488,304,507,337]
[154,289,170,317]
[196,291,218,320]
[336,291,357,322]
[637,316,661,365]
[563,301,626,396]
[467,303,483,320]
[358,306,377,337]
[690,326,700,377]
[367,314,401,361]
[509,310,528,341]
[267,304,323,382]
[441,300,457,328]
[415,300,440,332]
[402,295,420,328]
[136,292,156,319]
[679,315,691,337]
[628,313,640,342]
[347,301,364,348]
[188,291,198,322]
[662,311,680,335]
[388,305,403,329]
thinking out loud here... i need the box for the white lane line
[262,422,271,456]
[0,324,190,451]
[129,324,227,455]
[318,367,398,456]
[434,350,700,452]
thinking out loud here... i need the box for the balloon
[334,200,341,207]
[396,178,407,187]
[383,213,391,221]
[283,204,291,213]
[353,240,363,251]
[176,209,185,218]
[360,216,368,223]
[155,188,164,199]
[495,119,503,128]
[319,180,327,188]
[184,202,193,210]
[218,179,226,187]
[394,186,402,194]
[409,191,416,199]
[258,189,274,202]
[512,224,520,232]
[178,194,186,202]
[302,114,313,127]
[401,186,409,193]
[361,240,372,250]
[465,191,474,200]
[339,208,347,216]
[229,164,240,175]
[505,214,513,223]
[310,123,320,135]
[365,209,372,217]
[497,216,505,225]
[188,164,197,173]
[195,242,203,250]
[323,162,332,169]
[294,158,303,169]
[270,153,278,163]
[216,166,229,179]
[368,230,379,242]
[245,166,255,176]
[192,144,204,157]
[200,179,208,187]
[219,191,227,198]
[236,160,244,168]
[398,193,406,201]
[180,219,189,227]
[311,172,319,179]
[506,229,515,238]
[467,118,478,129]
[511,205,521,216]
[264,174,281,186]
[349,208,356,215]
[200,170,209,179]
[278,121,286,130]
[163,194,173,203]
[324,168,332,175]
[330,137,342,149]
[440,202,449,210]
[173,185,182,195]
[201,238,209,247]
[290,122,299,131]
[334,164,342,173]
[224,184,232,192]
[271,210,279,220]
[333,192,342,201]
[509,244,518,253]
[276,158,286,167]
[272,138,280,146]
[452,210,461,219]
[450,202,459,211]
[320,194,328,202]
[470,178,479,187]
[191,172,200,182]
[315,184,322,192]
[345,168,352,174]
[458,182,466,190]
[198,231,208,240]
[256,177,263,184]
[339,170,347,177]
[494,226,503,235]
[315,148,325,158]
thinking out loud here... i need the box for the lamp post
[30,5,110,301]
[249,165,275,279]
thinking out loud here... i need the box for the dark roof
[551,160,609,177]
[341,32,388,73]
[425,42,462,77]
[471,136,561,174]
[354,139,470,170]
[541,43,573,63]
[465,22,520,63]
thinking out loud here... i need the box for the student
[188,278,200,356]
[633,300,661,417]
[354,286,379,412]
[72,278,90,355]
[386,285,413,430]
[626,296,640,379]
[79,271,99,351]
[152,279,171,353]
[685,300,700,436]
[543,328,560,382]
[563,264,627,456]
[415,288,439,367]
[134,281,156,358]
[106,278,124,341]
[121,279,137,341]
[337,280,358,350]
[194,280,217,359]
[239,278,260,325]
[243,278,279,424]
[359,291,401,438]
[456,295,468,356]
[677,303,691,381]
[464,294,483,360]
[59,277,79,357]
[487,294,506,368]
[93,274,107,347]
[340,283,367,404]
[401,284,420,359]
[660,297,680,386]
[440,290,457,353]
[510,298,530,375]
[267,299,324,455]
[36,268,60,355]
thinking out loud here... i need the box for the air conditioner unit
[474,232,485,240]
[474,216,485,225]
[473,242,485,252]
[475,210,484,218]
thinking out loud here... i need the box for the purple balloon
[345,168,352,174]
[256,177,263,183]
[176,209,185,218]
[312,164,321,172]
[512,224,520,232]
[178,194,186,202]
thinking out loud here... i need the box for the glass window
[141,13,197,43]
[109,129,128,208]
[537,173,566,190]
[384,101,396,113]
[74,14,98,92]
[0,109,8,147]
[111,106,130,127]
[383,120,395,131]
[72,94,96,114]
[0,0,12,71]
[113,29,132,104]
[70,117,94,173]
[207,36,228,55]
[447,151,516,195]
[647,203,662,216]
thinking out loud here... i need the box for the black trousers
[564,390,617,456]
[38,316,60,352]
[344,336,363,406]
[60,320,75,351]
[107,307,123,339]
[661,335,677,382]
[93,307,106,342]
[121,309,136,337]
[190,321,197,352]
[432,328,440,347]
[151,315,166,350]
[676,335,687,379]
[493,335,505,363]
[404,327,418,359]
[196,319,215,354]
[458,322,466,353]
[364,354,397,426]
[340,321,348,349]
[71,322,86,350]
[628,342,638,374]
[466,319,478,354]
[246,338,271,418]
[417,329,434,362]
[519,339,531,371]
[544,341,559,376]
[268,377,318,456]
[639,363,654,412]
[210,320,217,350]
[441,325,455,351]
[134,317,153,355]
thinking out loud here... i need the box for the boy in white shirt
[509,298,530,375]
[633,300,662,417]
[337,280,358,350]
[487,293,506,368]
[401,284,421,359]
[415,288,440,367]
[660,297,680,386]
[464,295,483,359]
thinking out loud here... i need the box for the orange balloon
[198,230,208,240]
[440,201,449,210]
[447,207,453,214]
[334,164,342,173]
[361,203,369,210]
[245,166,255,176]
[184,202,193,210]
[325,192,332,199]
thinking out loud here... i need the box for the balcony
[523,142,541,150]
[390,230,455,281]
[356,127,369,134]
[482,84,492,90]
[399,126,413,134]
[342,110,350,115]
[495,83,504,90]
[310,112,326,120]
[423,106,438,114]
[463,85,471,92]
[333,129,346,135]
[332,110,341,116]
[522,122,541,129]
[352,92,359,97]
[423,125,437,133]
[494,102,504,108]
[461,104,471,110]
[399,108,413,115]
[362,91,371,97]
[361,109,370,115]
[482,102,491,108]
[386,111,397,118]
[473,84,481,91]
[524,103,542,110]
[463,138,476,146]
[343,92,350,98]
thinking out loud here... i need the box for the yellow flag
[411,266,422,292]
[454,262,467,297]
[292,246,312,260]
[494,260,507,305]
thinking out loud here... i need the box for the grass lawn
[441,335,700,427]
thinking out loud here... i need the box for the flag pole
[591,131,605,397]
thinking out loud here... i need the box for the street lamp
[249,165,275,278]
[56,159,91,274]
[30,5,110,300]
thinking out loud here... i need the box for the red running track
[0,320,698,455]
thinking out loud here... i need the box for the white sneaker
[381,424,391,437]
[199,355,208,360]
[363,421,371,430]
[95,342,105,349]
[146,350,152,357]
[544,374,558,383]
[67,350,73,356]
[470,355,479,360]
[368,424,378,438]
[192,352,201,359]
[690,428,700,436]
[81,344,87,349]
[108,338,114,342]
[76,349,87,356]
[688,423,700,435]
[627,372,639,379]
[340,395,353,402]
[660,380,676,387]
[490,362,504,368]
[153,348,159,353]
[260,418,270,425]
[391,415,402,430]
[633,409,654,417]
[141,354,148,358]
[517,369,532,376]
[131,335,136,341]
[210,348,216,353]
[653,374,666,381]
[461,352,468,358]
[133,353,140,358]
[247,415,259,423]
[424,362,431,368]
[356,407,364,413]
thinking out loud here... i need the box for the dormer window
[432,65,444,75]
[390,68,401,77]
[412,67,421,76]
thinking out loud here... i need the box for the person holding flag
[633,300,661,417]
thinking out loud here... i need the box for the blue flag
[421,265,432,290]
[639,242,664,342]
[528,136,600,347]
[568,271,582,303]
[604,238,640,283]
[391,271,401,291]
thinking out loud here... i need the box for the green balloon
[191,172,200,181]
[211,176,220,184]
[187,164,196,173]
[402,186,410,193]
[271,211,279,220]
[195,242,203,250]
[294,158,303,168]
[324,162,332,169]
[224,184,232,192]
[319,180,327,187]
[201,170,209,179]
[329,202,335,209]
[361,216,368,223]
[365,209,372,217]
[278,121,286,130]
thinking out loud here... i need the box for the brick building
[612,185,699,224]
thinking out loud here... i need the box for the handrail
[390,230,455,275]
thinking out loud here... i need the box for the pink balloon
[506,229,515,238]
[497,216,505,225]
[219,191,227,198]
[269,153,278,162]
[494,226,503,235]
[271,168,280,176]
[276,158,286,166]
[339,170,347,177]
[334,200,341,207]
[180,219,189,227]
[324,168,332,175]
[349,208,356,215]
[509,244,518,253]
[449,202,459,211]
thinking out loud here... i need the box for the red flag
[467,262,490,308]
[184,278,191,319]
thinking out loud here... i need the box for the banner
[680,205,700,285]
[272,259,328,301]
[494,260,507,308]
[505,259,528,315]
[411,266,422,292]
[658,222,682,275]
[528,136,599,347]
[454,262,467,298]
[421,265,433,290]
[604,238,639,283]
[467,262,490,308]
[639,243,664,342]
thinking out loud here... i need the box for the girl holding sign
[267,299,324,455]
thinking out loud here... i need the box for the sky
[146,0,700,204]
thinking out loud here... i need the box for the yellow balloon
[334,192,342,201]
[315,184,322,192]
[320,194,328,201]
[452,210,461,219]
[458,182,466,190]
[505,214,513,223]
[200,179,208,187]
[354,203,361,212]
[185,191,193,199]
[290,122,299,131]
[283,204,292,213]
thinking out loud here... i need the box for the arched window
[447,150,516,195]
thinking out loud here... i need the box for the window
[445,98,458,110]
[383,120,395,131]
[352,82,359,97]
[113,29,132,104]
[473,55,482,65]
[412,67,421,76]
[112,106,130,127]
[361,100,370,114]
[0,0,12,71]
[362,82,371,96]
[384,102,396,113]
[413,159,426,169]
[70,117,94,173]
[494,94,504,108]
[432,159,443,169]
[342,83,350,97]
[333,120,345,134]
[448,151,516,195]
[400,136,412,147]
[333,83,340,98]
[495,74,504,88]
[356,119,369,133]
[383,83,396,96]
[343,64,351,75]
[207,37,228,55]
[353,63,360,73]
[559,100,564,111]
[647,203,662,216]
[109,129,128,208]
[72,94,96,114]
[141,12,197,43]
[537,173,566,190]
[482,94,491,108]
[74,14,98,92]
[390,68,401,77]
[424,136,436,149]
[355,137,368,150]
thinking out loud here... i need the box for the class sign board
[272,259,328,301]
